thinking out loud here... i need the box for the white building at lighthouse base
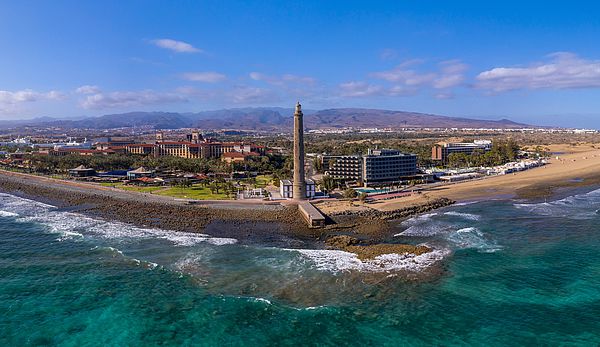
[279,179,316,199]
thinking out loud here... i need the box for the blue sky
[1,0,600,128]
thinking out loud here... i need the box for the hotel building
[431,140,492,162]
[322,148,418,187]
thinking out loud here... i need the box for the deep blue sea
[2,189,600,346]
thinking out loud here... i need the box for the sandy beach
[371,143,600,211]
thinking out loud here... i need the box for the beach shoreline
[367,143,600,210]
[0,169,456,265]
[2,142,600,261]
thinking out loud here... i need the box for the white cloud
[228,86,279,104]
[0,89,63,105]
[80,90,187,109]
[150,38,201,53]
[434,91,455,99]
[337,82,417,98]
[249,72,316,86]
[380,48,398,61]
[175,86,215,98]
[46,91,66,100]
[371,59,467,90]
[181,72,227,83]
[433,60,468,89]
[0,89,64,116]
[76,85,101,94]
[370,60,436,85]
[387,85,417,96]
[476,52,600,91]
[338,81,385,97]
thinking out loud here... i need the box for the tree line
[19,152,291,177]
[446,140,520,168]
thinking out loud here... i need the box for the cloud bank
[80,89,187,109]
[476,52,600,91]
[150,39,201,53]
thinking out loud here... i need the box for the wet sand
[378,143,600,209]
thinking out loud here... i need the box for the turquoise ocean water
[2,190,600,346]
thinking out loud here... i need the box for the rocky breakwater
[325,235,431,261]
[328,197,455,220]
[0,172,322,240]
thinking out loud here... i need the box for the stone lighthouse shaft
[293,102,306,200]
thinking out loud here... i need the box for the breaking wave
[514,188,600,220]
[444,211,481,221]
[446,227,502,253]
[290,248,450,273]
[396,207,500,253]
[0,193,237,246]
[0,210,19,217]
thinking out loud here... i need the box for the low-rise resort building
[126,167,155,180]
[50,131,267,162]
[68,165,96,177]
[279,179,316,199]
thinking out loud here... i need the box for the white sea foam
[453,201,479,206]
[444,211,481,221]
[290,248,450,273]
[250,297,272,305]
[401,212,438,226]
[91,246,160,270]
[0,193,237,246]
[0,210,19,217]
[395,209,501,252]
[397,217,456,237]
[399,212,450,237]
[446,227,502,253]
[103,246,125,256]
[515,188,600,220]
[0,194,55,209]
[178,245,450,275]
[291,305,332,311]
[85,220,237,246]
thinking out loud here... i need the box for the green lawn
[99,182,165,193]
[99,182,120,187]
[99,182,231,200]
[120,186,166,193]
[239,174,273,188]
[154,185,230,200]
[255,174,273,187]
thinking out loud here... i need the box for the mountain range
[0,108,533,130]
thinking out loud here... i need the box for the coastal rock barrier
[0,172,455,244]
[324,235,432,260]
[326,198,455,220]
[0,173,318,238]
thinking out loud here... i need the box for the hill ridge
[0,107,534,130]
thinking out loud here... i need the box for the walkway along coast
[0,170,455,261]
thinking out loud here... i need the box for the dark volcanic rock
[325,235,359,249]
[327,198,455,220]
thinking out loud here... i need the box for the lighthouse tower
[292,102,306,200]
